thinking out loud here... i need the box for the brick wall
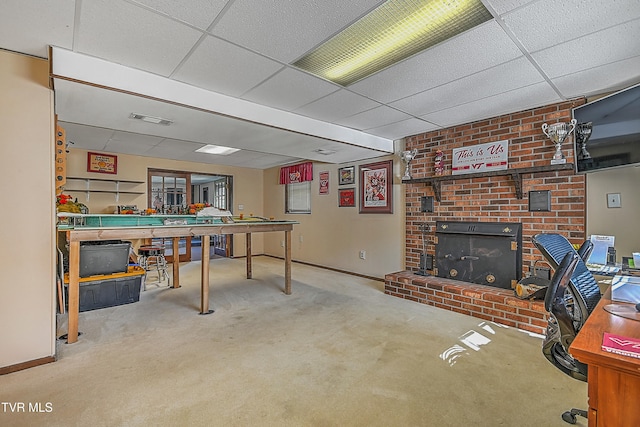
[385,272,548,335]
[404,99,586,275]
[386,99,587,332]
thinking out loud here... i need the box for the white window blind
[286,181,311,214]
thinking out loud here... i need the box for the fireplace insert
[434,221,522,289]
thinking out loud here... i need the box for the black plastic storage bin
[79,240,130,277]
[77,274,142,312]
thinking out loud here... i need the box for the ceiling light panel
[195,144,241,155]
[293,0,493,86]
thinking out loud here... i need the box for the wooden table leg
[285,229,291,295]
[67,240,80,343]
[200,235,213,314]
[246,232,252,279]
[172,237,180,288]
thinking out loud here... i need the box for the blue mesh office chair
[532,233,602,424]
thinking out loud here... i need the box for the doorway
[148,169,233,261]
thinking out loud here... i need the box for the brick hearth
[385,271,548,335]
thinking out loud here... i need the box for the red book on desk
[602,332,640,359]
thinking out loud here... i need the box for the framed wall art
[338,166,355,185]
[359,160,393,214]
[338,188,355,207]
[87,152,117,174]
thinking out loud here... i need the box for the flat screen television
[572,82,640,173]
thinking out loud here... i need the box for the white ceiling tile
[210,0,386,63]
[172,35,284,97]
[350,21,523,103]
[0,0,75,57]
[533,21,640,79]
[294,90,380,122]
[241,68,340,111]
[335,106,411,130]
[502,0,640,52]
[391,57,543,116]
[421,82,561,128]
[104,131,164,156]
[483,0,537,15]
[60,122,115,151]
[129,0,229,30]
[76,0,203,76]
[552,55,640,98]
[366,118,440,141]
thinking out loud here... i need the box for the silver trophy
[400,148,418,180]
[542,119,576,164]
[575,122,593,159]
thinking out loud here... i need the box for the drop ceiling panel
[335,106,411,130]
[391,57,544,117]
[75,0,203,76]
[349,21,523,103]
[502,0,640,53]
[294,89,380,123]
[483,0,534,15]
[210,0,386,63]
[421,82,561,129]
[552,55,640,98]
[172,35,284,97]
[129,0,229,30]
[366,118,439,141]
[104,132,165,156]
[0,0,75,58]
[60,123,116,151]
[533,21,640,79]
[241,68,340,111]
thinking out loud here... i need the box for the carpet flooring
[1,256,587,426]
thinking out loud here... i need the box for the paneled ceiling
[2,0,639,169]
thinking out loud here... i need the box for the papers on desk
[602,332,640,359]
[611,275,640,303]
[588,235,615,265]
[587,263,620,276]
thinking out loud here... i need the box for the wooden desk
[569,288,640,427]
[61,221,296,344]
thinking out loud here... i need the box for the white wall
[586,165,640,262]
[263,156,406,279]
[0,50,56,369]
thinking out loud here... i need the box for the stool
[138,246,170,290]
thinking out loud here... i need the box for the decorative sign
[338,188,355,207]
[319,171,329,194]
[359,160,393,214]
[451,140,508,175]
[87,152,117,174]
[338,166,355,185]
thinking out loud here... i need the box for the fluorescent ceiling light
[195,144,241,155]
[293,0,492,86]
[129,113,173,125]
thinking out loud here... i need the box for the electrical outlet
[359,250,366,260]
[280,241,285,247]
[299,235,303,243]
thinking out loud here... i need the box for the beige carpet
[1,256,587,426]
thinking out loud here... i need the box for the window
[286,181,311,214]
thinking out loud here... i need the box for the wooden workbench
[60,220,296,344]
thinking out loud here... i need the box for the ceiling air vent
[129,113,173,125]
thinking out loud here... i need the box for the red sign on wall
[452,140,508,175]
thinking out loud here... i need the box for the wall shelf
[402,163,575,201]
[64,177,145,202]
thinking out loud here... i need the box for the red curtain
[279,162,313,184]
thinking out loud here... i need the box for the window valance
[279,162,313,184]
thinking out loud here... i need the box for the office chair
[532,233,602,424]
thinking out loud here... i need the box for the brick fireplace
[385,99,587,334]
